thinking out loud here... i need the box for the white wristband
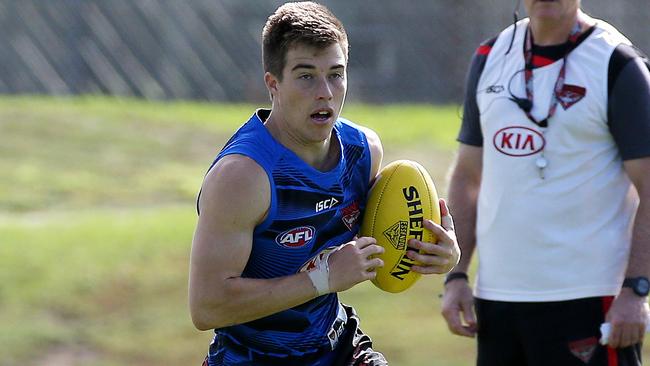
[308,265,330,296]
[306,248,336,296]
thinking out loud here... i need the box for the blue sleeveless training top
[203,109,373,363]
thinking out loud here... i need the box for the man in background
[442,0,650,365]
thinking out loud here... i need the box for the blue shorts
[202,304,387,366]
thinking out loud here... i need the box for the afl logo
[275,226,315,248]
[493,126,545,157]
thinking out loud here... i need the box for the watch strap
[622,277,635,287]
[444,272,469,286]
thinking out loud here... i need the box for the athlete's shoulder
[197,110,277,215]
[206,154,268,189]
[199,154,270,220]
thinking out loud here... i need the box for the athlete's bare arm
[189,154,383,331]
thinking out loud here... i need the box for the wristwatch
[622,276,650,297]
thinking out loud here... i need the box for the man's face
[524,0,580,22]
[266,43,347,144]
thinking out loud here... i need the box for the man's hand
[327,237,385,293]
[442,277,477,337]
[408,199,461,275]
[605,288,650,348]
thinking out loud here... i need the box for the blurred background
[1,0,648,103]
[1,1,648,365]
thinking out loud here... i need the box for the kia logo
[275,226,315,248]
[493,126,545,157]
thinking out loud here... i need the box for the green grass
[0,207,208,365]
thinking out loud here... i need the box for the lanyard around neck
[522,21,583,128]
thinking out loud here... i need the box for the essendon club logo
[568,337,597,363]
[275,226,315,248]
[341,200,360,230]
[493,126,545,157]
[558,84,586,110]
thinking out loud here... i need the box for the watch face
[638,278,650,296]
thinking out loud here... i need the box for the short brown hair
[262,2,349,80]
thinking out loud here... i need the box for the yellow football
[360,160,440,293]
